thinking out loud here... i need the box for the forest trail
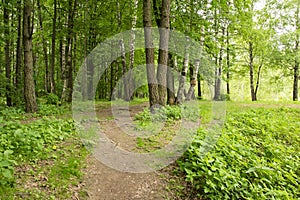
[82,102,169,200]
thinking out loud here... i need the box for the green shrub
[135,105,182,122]
[46,93,60,105]
[220,94,230,101]
[179,108,300,199]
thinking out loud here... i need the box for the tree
[154,0,171,106]
[61,0,77,103]
[293,1,299,101]
[49,0,57,94]
[23,0,38,112]
[3,0,12,106]
[143,0,159,109]
[37,0,50,93]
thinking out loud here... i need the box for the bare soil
[83,102,170,200]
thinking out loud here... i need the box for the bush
[46,93,60,105]
[135,105,182,122]
[220,94,230,101]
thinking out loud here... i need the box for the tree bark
[226,25,230,95]
[254,62,263,99]
[129,0,139,100]
[3,0,12,106]
[143,0,159,110]
[61,0,77,103]
[15,0,23,105]
[176,39,190,104]
[293,4,299,101]
[167,53,175,105]
[23,0,38,112]
[249,41,256,101]
[37,0,50,93]
[155,0,171,106]
[186,59,200,100]
[49,0,57,93]
[119,39,130,101]
[214,26,225,101]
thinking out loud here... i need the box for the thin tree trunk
[23,0,38,112]
[3,0,12,106]
[16,0,23,105]
[129,0,138,100]
[198,25,205,99]
[37,0,50,93]
[249,41,256,101]
[293,4,299,101]
[143,0,159,110]
[119,39,130,101]
[176,39,190,104]
[226,25,230,95]
[61,0,77,103]
[197,74,202,99]
[167,53,175,105]
[50,0,57,93]
[186,59,200,100]
[214,26,224,101]
[254,62,263,98]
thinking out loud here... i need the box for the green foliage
[46,93,60,105]
[220,94,230,101]
[36,104,67,116]
[0,150,15,188]
[135,105,182,122]
[0,117,77,189]
[0,106,26,121]
[179,107,300,199]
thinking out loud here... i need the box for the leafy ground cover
[133,101,300,199]
[0,103,88,199]
[1,100,299,199]
[177,103,300,199]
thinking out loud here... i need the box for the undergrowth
[0,104,87,199]
[178,106,300,199]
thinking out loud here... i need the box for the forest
[0,0,299,199]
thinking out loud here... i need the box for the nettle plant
[179,108,300,199]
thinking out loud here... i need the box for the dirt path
[83,102,170,200]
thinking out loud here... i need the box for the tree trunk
[176,39,190,104]
[198,25,205,99]
[254,62,263,99]
[186,59,200,100]
[49,0,57,93]
[249,41,256,101]
[143,0,159,110]
[119,39,130,101]
[61,0,77,103]
[3,0,12,106]
[23,0,38,112]
[15,0,23,105]
[226,25,230,95]
[167,53,175,105]
[37,0,50,93]
[155,0,171,106]
[214,26,225,101]
[197,74,202,99]
[293,4,299,101]
[129,0,139,100]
